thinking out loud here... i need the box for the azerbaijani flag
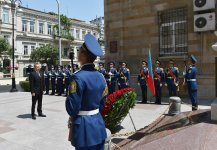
[147,48,156,97]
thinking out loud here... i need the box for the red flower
[101,87,135,116]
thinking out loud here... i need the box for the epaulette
[127,68,130,72]
[160,68,164,71]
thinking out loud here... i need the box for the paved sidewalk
[0,77,26,86]
[0,92,212,150]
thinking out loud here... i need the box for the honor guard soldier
[106,62,118,94]
[138,61,149,103]
[73,64,79,72]
[44,64,50,95]
[153,60,165,104]
[57,66,64,96]
[98,62,106,76]
[66,33,107,150]
[165,59,179,96]
[118,62,130,89]
[184,55,198,111]
[62,66,66,95]
[50,65,56,95]
[64,65,71,96]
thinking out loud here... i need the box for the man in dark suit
[29,63,46,120]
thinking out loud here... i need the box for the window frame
[22,19,28,32]
[30,21,35,33]
[39,22,44,34]
[158,7,188,57]
[76,29,80,39]
[24,45,28,55]
[47,24,52,35]
[2,8,9,24]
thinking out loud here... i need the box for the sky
[21,0,104,21]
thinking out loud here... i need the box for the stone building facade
[105,0,217,99]
[0,1,100,77]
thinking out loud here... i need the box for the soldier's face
[142,63,146,67]
[169,63,173,67]
[78,48,86,65]
[110,64,113,68]
[156,63,160,67]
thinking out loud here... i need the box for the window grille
[158,7,188,57]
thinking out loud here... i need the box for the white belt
[187,79,196,82]
[78,109,99,116]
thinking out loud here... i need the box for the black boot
[32,114,36,120]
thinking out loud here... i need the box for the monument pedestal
[211,98,217,121]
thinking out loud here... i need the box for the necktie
[38,72,40,77]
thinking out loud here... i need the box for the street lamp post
[55,0,62,65]
[6,0,22,92]
[69,51,74,73]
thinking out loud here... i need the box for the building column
[79,29,82,40]
[73,28,76,38]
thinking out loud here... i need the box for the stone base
[211,98,217,121]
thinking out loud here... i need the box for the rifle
[183,56,187,85]
[68,67,75,142]
[119,69,127,81]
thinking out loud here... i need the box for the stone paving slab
[136,123,217,150]
[0,91,212,150]
[0,92,73,150]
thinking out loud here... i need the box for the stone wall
[105,0,217,100]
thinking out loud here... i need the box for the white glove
[165,83,167,87]
[118,83,120,86]
[183,72,186,76]
[137,83,140,86]
[160,83,162,87]
[108,72,112,75]
[175,83,179,87]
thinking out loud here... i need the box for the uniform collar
[81,63,95,71]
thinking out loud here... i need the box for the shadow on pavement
[17,114,32,119]
[0,84,24,93]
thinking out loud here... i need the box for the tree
[30,44,59,66]
[48,12,74,42]
[0,37,11,57]
[96,22,104,46]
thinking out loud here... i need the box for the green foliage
[49,12,74,42]
[48,12,56,16]
[19,81,30,92]
[30,44,59,66]
[96,23,104,46]
[103,88,137,132]
[0,37,11,56]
